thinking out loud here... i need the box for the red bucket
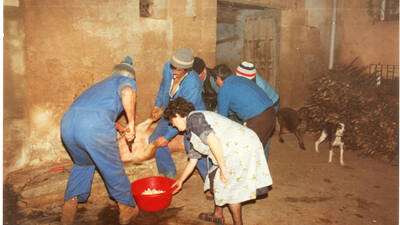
[131,176,176,212]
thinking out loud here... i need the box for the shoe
[61,197,78,225]
[198,212,225,225]
[118,203,139,224]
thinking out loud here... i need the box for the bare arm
[121,86,136,141]
[172,158,198,194]
[206,132,228,183]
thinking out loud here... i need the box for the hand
[151,106,163,122]
[171,179,183,194]
[219,168,229,184]
[154,136,169,147]
[115,122,127,133]
[124,122,136,142]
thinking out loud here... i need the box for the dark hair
[193,57,206,75]
[203,71,218,111]
[169,64,190,73]
[163,97,195,120]
[213,64,232,81]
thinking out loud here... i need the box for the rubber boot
[118,202,139,225]
[61,197,78,225]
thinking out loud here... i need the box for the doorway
[216,1,280,89]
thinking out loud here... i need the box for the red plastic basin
[131,176,176,212]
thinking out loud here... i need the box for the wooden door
[243,15,278,89]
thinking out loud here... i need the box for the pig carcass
[118,119,185,163]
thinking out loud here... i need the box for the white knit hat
[235,61,257,79]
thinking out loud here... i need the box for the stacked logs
[300,59,398,161]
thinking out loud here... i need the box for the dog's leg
[328,145,333,163]
[294,129,305,150]
[339,142,345,166]
[315,131,327,153]
[279,127,284,143]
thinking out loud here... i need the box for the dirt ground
[4,133,399,225]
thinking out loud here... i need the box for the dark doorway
[216,1,281,89]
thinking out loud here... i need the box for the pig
[117,119,185,163]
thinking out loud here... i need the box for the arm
[121,86,136,141]
[217,88,230,117]
[187,113,228,183]
[206,132,228,183]
[256,74,279,103]
[177,74,204,110]
[162,75,204,140]
[163,126,179,141]
[172,158,198,194]
[154,63,171,108]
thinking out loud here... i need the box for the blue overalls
[61,74,136,206]
[149,62,207,179]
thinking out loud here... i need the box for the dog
[277,107,306,150]
[314,122,345,166]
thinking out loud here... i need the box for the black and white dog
[315,122,345,166]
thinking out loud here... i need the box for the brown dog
[277,107,306,150]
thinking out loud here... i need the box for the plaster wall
[4,5,28,175]
[4,0,216,173]
[336,0,398,66]
[5,0,344,173]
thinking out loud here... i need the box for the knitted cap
[171,48,194,69]
[113,56,135,78]
[120,56,134,68]
[236,61,256,79]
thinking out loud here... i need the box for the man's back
[217,76,273,121]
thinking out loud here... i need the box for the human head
[235,61,256,80]
[163,97,195,131]
[213,64,233,87]
[170,48,194,79]
[193,57,207,81]
[113,56,135,79]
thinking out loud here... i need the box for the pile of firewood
[301,59,398,161]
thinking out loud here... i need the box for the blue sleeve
[164,125,179,141]
[256,74,279,103]
[210,76,219,93]
[118,77,137,97]
[217,87,230,117]
[177,74,204,110]
[155,63,170,108]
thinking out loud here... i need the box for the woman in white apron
[166,97,273,225]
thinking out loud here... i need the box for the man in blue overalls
[214,64,276,164]
[60,56,138,225]
[235,61,280,161]
[149,48,207,180]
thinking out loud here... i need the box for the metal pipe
[328,0,338,70]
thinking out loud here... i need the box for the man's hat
[236,61,256,79]
[171,48,194,69]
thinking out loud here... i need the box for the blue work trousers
[149,118,208,180]
[61,108,135,207]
